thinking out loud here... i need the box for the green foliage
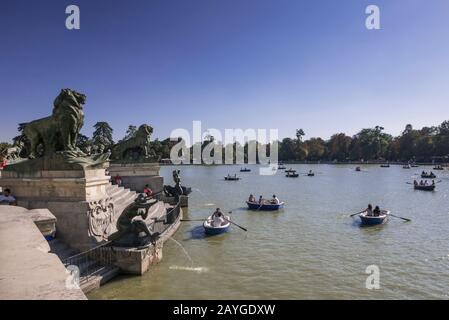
[124,125,137,140]
[92,121,114,152]
[0,142,12,159]
[75,134,92,154]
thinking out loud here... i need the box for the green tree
[327,133,352,161]
[124,125,137,140]
[76,134,92,154]
[279,138,296,161]
[92,122,114,152]
[305,138,326,160]
[435,120,449,157]
[398,124,420,161]
[354,126,392,160]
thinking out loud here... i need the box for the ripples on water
[88,165,449,300]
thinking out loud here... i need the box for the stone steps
[80,265,121,293]
[108,186,125,198]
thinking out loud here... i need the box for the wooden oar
[180,219,207,222]
[222,217,247,232]
[388,213,411,222]
[349,210,365,217]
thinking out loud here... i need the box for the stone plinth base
[108,162,163,193]
[111,207,182,275]
[111,243,163,275]
[0,161,114,251]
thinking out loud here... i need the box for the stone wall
[108,162,163,193]
[0,206,86,300]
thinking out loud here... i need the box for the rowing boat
[224,176,240,181]
[414,184,435,191]
[203,215,231,235]
[246,201,284,211]
[359,210,390,225]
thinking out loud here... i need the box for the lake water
[88,164,449,300]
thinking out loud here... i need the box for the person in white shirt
[0,189,17,205]
[211,208,225,227]
[271,194,280,204]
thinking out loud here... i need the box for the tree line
[186,121,449,163]
[1,120,448,163]
[286,122,449,162]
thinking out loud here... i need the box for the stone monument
[0,89,130,250]
[0,89,184,291]
[108,124,163,194]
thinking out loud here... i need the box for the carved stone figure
[108,194,159,247]
[87,198,114,242]
[3,140,24,162]
[111,124,157,161]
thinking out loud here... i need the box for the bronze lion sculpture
[23,88,86,158]
[111,124,155,161]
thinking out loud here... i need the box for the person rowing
[248,194,256,203]
[211,208,225,227]
[271,194,280,204]
[366,204,373,216]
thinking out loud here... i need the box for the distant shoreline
[160,161,448,166]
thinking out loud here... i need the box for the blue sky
[1,0,448,143]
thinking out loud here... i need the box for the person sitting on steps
[143,184,153,197]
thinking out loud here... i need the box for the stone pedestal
[111,243,163,275]
[108,162,163,193]
[0,157,114,251]
[110,207,182,275]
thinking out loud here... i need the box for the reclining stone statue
[109,194,160,247]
